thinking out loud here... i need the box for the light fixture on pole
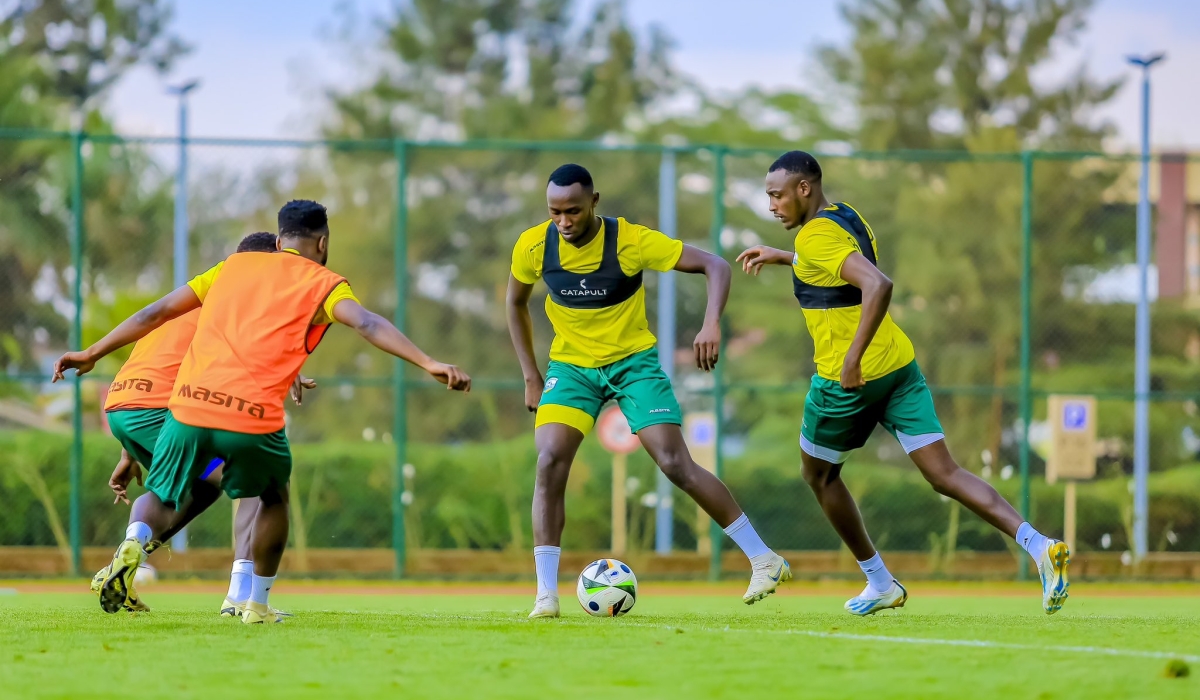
[1125,52,1164,562]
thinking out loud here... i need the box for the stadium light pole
[1127,53,1164,562]
[168,79,200,552]
[655,150,677,554]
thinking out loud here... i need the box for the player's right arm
[735,245,794,275]
[52,284,202,382]
[506,274,543,413]
[331,298,470,391]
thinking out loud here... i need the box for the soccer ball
[577,558,637,617]
[133,563,157,586]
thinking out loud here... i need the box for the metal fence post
[1017,150,1034,581]
[655,148,677,554]
[708,147,726,581]
[392,139,410,578]
[69,129,85,577]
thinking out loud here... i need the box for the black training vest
[792,204,878,309]
[543,217,643,309]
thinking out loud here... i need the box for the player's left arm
[672,245,731,372]
[838,253,894,390]
[52,285,202,382]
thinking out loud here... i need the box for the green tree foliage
[0,1,184,374]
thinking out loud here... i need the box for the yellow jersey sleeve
[510,224,547,284]
[795,219,859,282]
[185,262,224,302]
[632,225,684,272]
[316,282,358,325]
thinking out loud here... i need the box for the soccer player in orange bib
[55,200,470,623]
[93,232,284,613]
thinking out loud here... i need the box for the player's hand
[735,246,777,276]
[52,351,96,382]
[693,322,721,372]
[427,362,471,392]
[840,359,865,391]
[290,374,317,405]
[523,375,544,413]
[109,450,143,505]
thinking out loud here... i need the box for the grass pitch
[1,581,1196,699]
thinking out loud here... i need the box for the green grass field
[1,581,1196,699]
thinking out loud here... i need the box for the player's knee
[921,466,957,495]
[655,451,693,486]
[534,449,572,486]
[801,462,840,491]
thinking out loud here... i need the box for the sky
[106,0,1200,150]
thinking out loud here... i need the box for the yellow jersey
[187,249,358,325]
[792,203,914,382]
[511,217,683,368]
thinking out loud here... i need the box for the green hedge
[1,430,1196,554]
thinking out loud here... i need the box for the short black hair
[236,231,277,253]
[768,151,822,182]
[547,163,593,190]
[278,200,328,239]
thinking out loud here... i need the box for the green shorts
[146,413,292,510]
[801,360,944,463]
[106,408,170,469]
[536,348,682,435]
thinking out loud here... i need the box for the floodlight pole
[167,79,200,552]
[1126,53,1164,562]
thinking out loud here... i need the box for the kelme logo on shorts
[544,377,558,392]
[176,384,266,419]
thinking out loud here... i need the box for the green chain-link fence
[1,128,1197,578]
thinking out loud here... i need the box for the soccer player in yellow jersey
[737,151,1069,615]
[508,164,789,618]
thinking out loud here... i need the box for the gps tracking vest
[169,251,346,434]
[543,217,642,309]
[104,309,201,412]
[793,203,878,309]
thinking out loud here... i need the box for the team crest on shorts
[544,377,558,392]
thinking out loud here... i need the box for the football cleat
[1038,540,1070,614]
[242,600,287,624]
[97,538,146,614]
[844,580,908,616]
[743,552,791,604]
[528,592,561,618]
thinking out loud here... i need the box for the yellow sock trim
[535,404,596,435]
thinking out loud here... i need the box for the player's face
[765,169,805,230]
[547,183,599,244]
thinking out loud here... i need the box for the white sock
[125,522,152,547]
[228,559,253,602]
[249,573,276,606]
[857,552,894,594]
[1015,522,1050,563]
[533,546,561,597]
[722,513,771,560]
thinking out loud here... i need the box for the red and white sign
[596,406,641,455]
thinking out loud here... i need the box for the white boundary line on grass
[410,612,1198,663]
[441,614,1198,665]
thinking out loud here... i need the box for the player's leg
[213,427,293,623]
[883,362,1068,613]
[800,373,908,615]
[151,459,225,548]
[528,361,602,617]
[221,497,260,617]
[637,423,791,603]
[97,413,217,613]
[612,348,788,603]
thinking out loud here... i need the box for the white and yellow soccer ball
[577,558,637,617]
